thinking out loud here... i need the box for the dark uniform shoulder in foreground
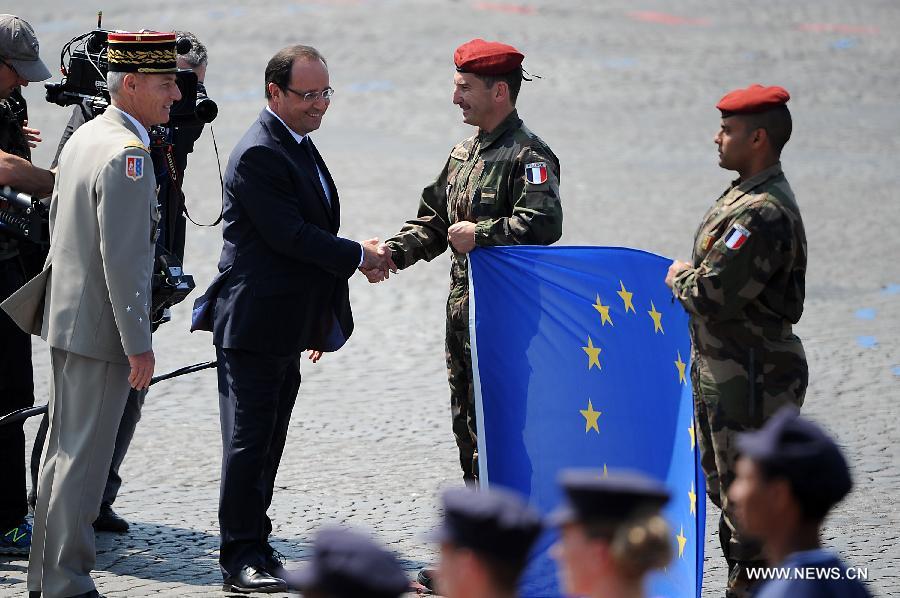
[286,526,410,598]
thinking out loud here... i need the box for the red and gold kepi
[107,31,177,73]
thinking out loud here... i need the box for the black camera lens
[195,97,218,123]
[176,38,193,55]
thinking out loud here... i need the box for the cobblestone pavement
[2,0,899,596]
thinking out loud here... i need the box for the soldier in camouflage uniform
[665,84,807,598]
[366,39,563,484]
[0,13,54,557]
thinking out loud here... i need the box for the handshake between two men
[358,221,477,283]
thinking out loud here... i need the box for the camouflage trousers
[691,340,807,597]
[445,277,478,483]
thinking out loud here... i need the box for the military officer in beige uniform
[1,32,181,598]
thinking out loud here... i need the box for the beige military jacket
[1,108,158,364]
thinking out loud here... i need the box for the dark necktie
[301,136,329,206]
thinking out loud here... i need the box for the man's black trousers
[0,257,34,529]
[215,346,301,577]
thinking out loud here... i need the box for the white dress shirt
[265,106,333,205]
[107,105,151,148]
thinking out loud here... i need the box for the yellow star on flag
[689,482,697,516]
[581,337,601,370]
[648,301,664,334]
[592,294,614,326]
[674,350,687,384]
[688,423,696,451]
[676,525,687,558]
[617,280,635,313]
[580,399,601,433]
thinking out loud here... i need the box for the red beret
[716,84,790,115]
[454,38,524,76]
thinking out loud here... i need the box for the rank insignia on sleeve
[724,223,751,249]
[125,155,144,181]
[525,162,548,184]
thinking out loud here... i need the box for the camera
[45,27,217,127]
[44,29,109,111]
[0,186,48,245]
[151,251,196,324]
[42,18,220,319]
[168,66,218,126]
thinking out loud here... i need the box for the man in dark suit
[198,45,390,593]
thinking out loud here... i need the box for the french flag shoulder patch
[723,223,751,250]
[525,162,548,185]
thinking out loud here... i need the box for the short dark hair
[475,67,523,105]
[758,460,831,523]
[740,105,792,155]
[264,45,327,99]
[478,552,529,593]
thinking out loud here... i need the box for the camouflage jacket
[673,162,807,353]
[385,110,563,280]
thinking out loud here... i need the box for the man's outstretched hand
[359,238,397,283]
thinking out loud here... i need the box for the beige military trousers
[28,348,131,598]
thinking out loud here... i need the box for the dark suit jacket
[204,108,360,355]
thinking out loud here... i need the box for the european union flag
[469,246,705,598]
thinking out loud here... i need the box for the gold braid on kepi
[107,32,177,73]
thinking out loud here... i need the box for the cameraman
[28,30,211,534]
[0,13,53,557]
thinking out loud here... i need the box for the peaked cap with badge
[384,38,563,484]
[428,486,543,565]
[670,84,807,596]
[549,469,670,528]
[737,407,852,518]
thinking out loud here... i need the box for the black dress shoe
[27,589,102,597]
[93,503,129,533]
[263,548,288,581]
[417,567,437,593]
[223,565,287,594]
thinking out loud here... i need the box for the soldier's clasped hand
[665,260,691,289]
[447,221,477,253]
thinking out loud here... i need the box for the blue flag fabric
[468,246,705,598]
